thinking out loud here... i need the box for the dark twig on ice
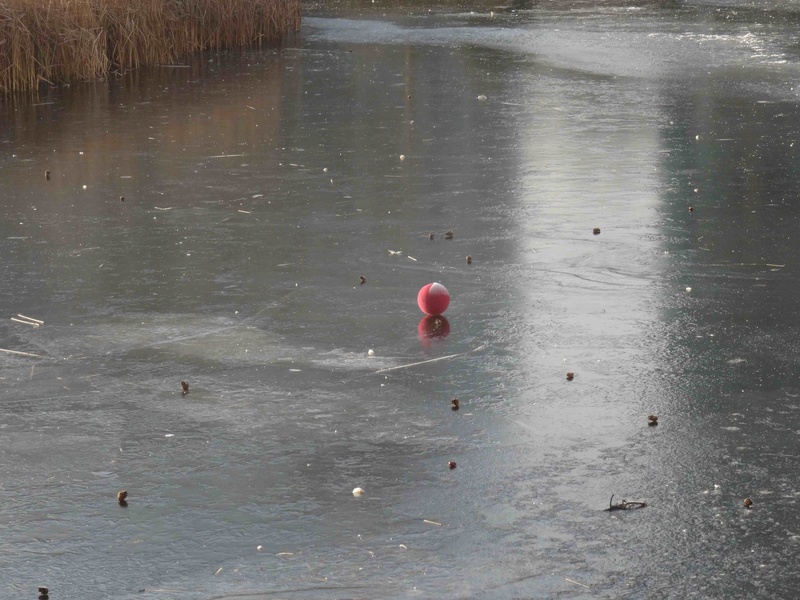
[605,494,647,511]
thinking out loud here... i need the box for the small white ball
[686,287,692,293]
[368,349,375,356]
[352,487,365,496]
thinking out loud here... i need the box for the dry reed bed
[0,0,300,92]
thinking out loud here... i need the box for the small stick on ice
[423,519,443,527]
[17,314,44,324]
[11,318,39,327]
[0,348,42,358]
[565,578,589,588]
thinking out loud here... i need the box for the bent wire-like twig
[605,494,647,511]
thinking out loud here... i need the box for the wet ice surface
[3,1,800,598]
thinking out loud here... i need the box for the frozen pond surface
[2,1,800,598]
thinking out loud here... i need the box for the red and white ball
[417,282,450,316]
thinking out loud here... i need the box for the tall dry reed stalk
[0,0,300,92]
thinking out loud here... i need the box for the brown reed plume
[0,0,300,92]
